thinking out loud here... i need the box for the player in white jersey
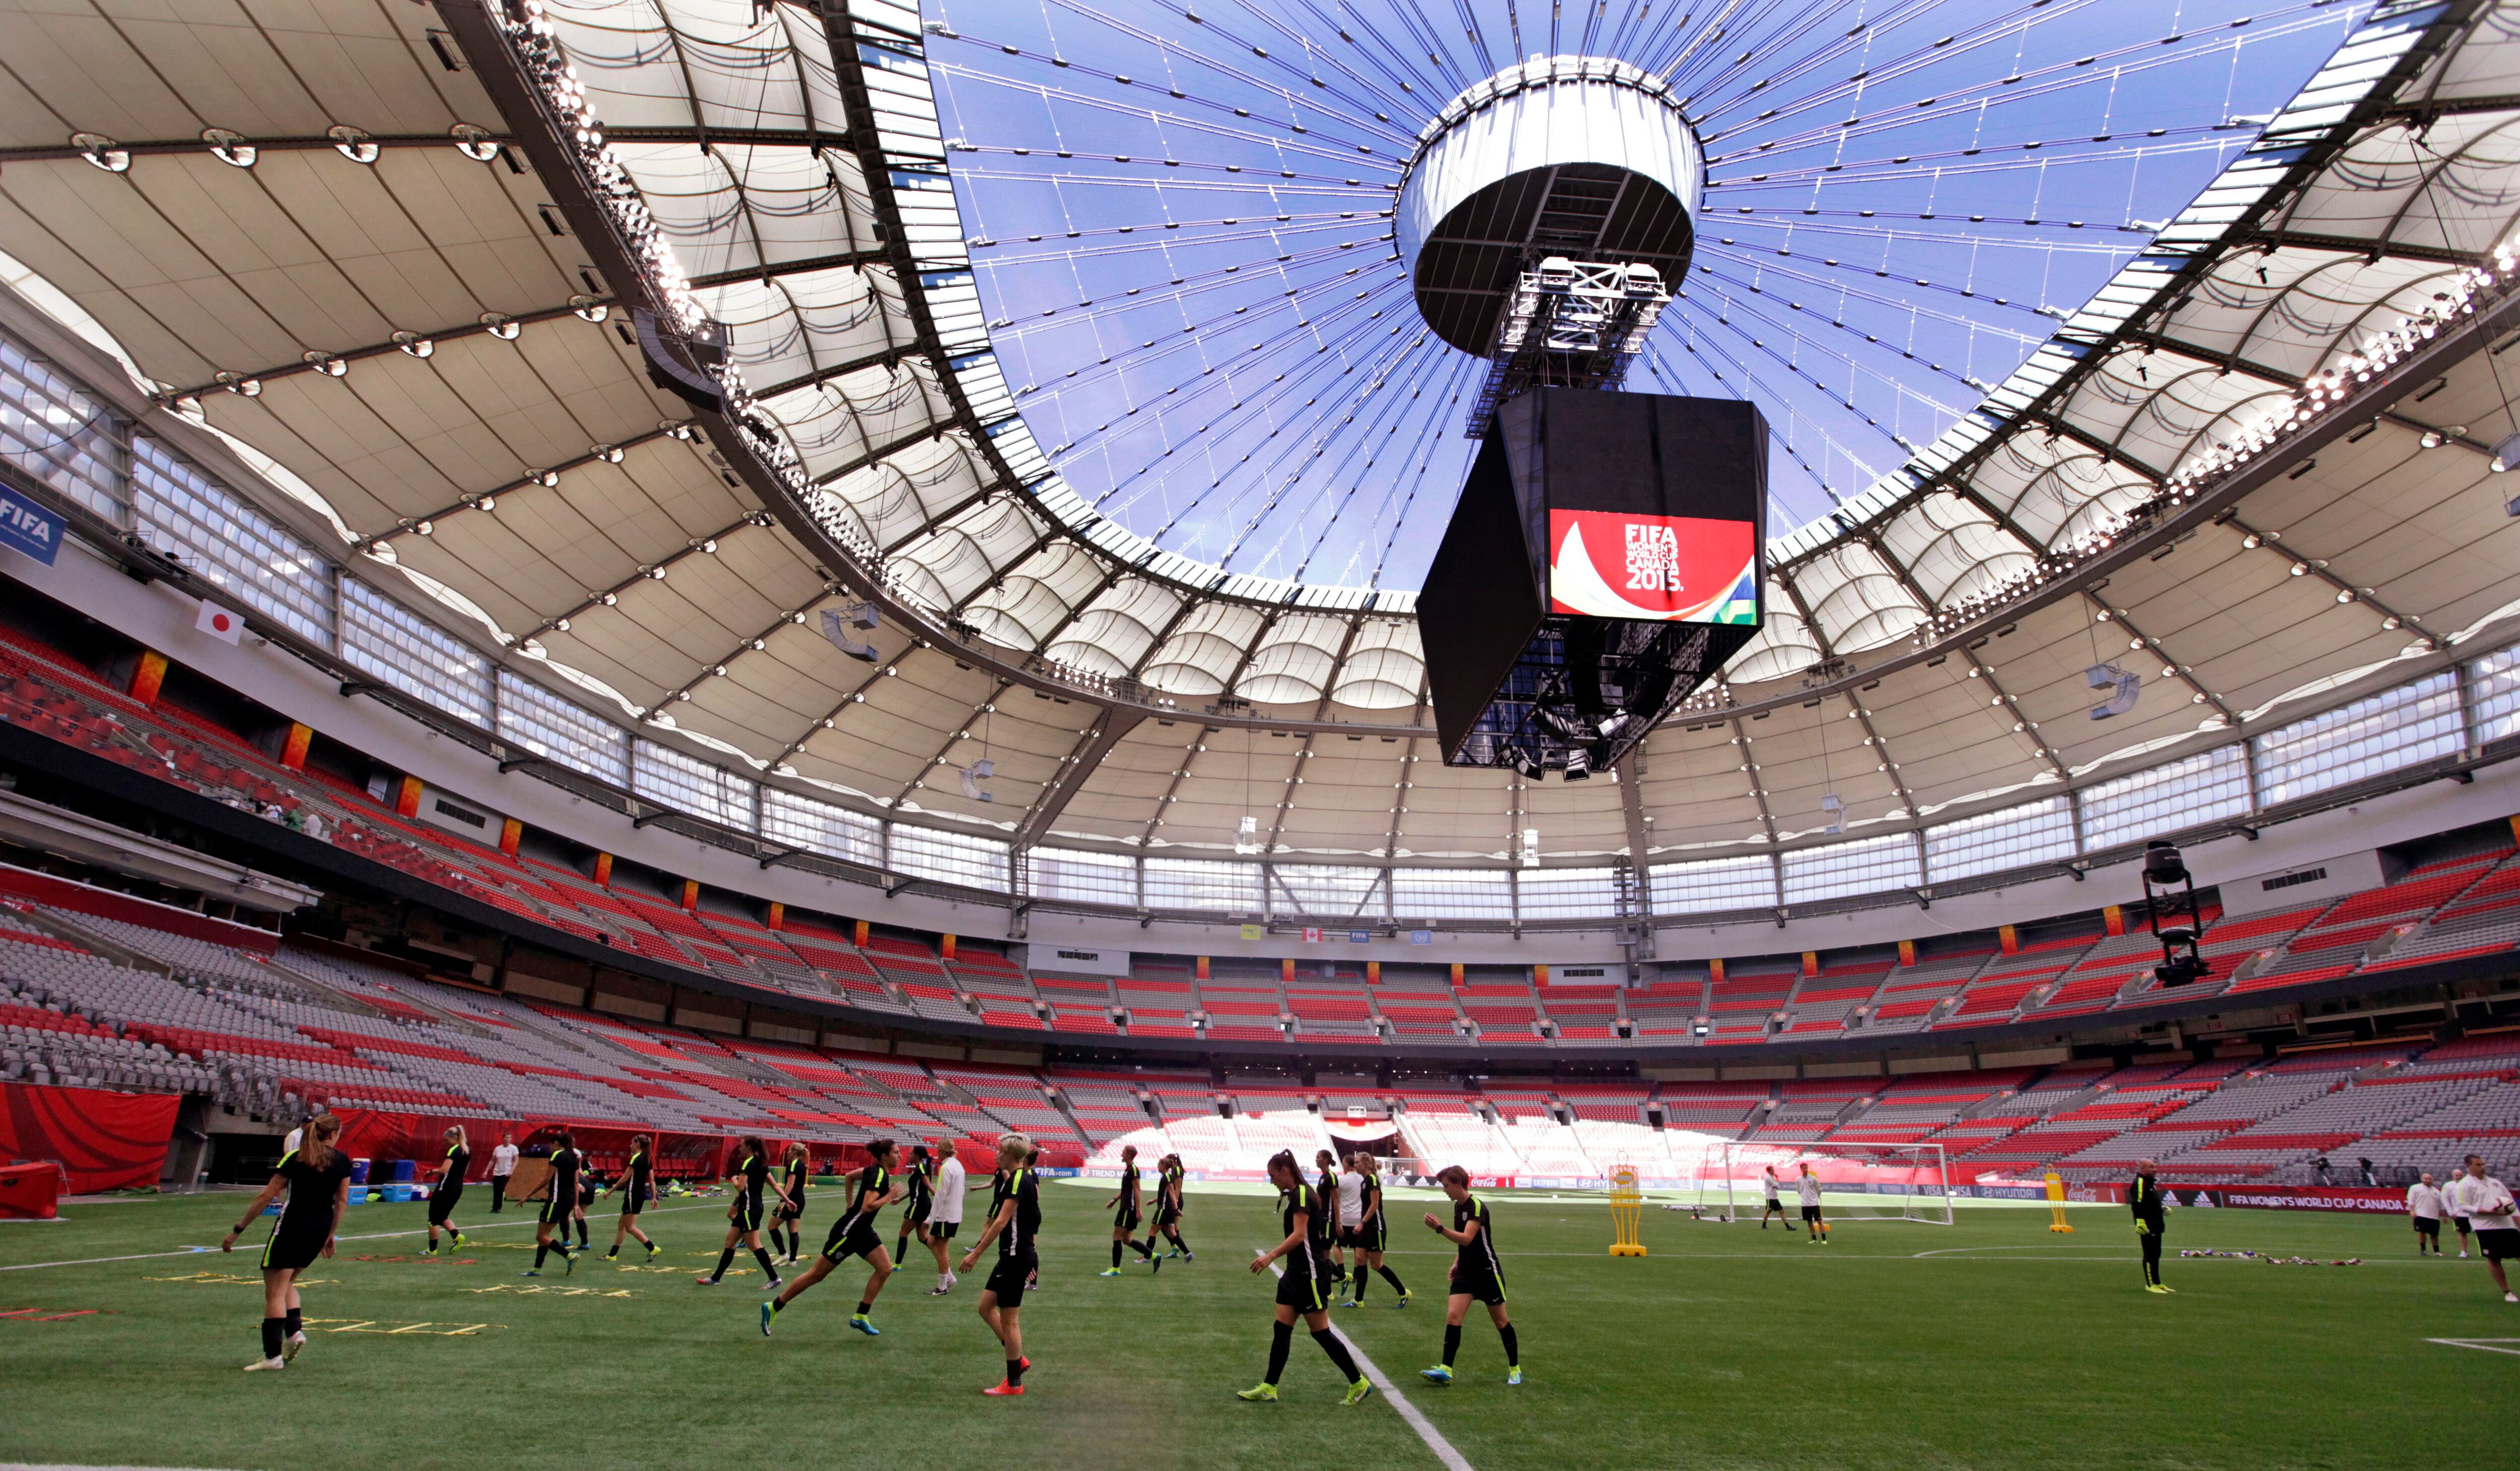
[1797,1163,1829,1244]
[925,1140,968,1295]
[1334,1155,1369,1304]
[2406,1173,2448,1257]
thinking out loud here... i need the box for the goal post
[1715,1140,1952,1224]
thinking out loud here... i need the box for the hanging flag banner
[1347,929,1370,944]
[195,599,244,645]
[1897,938,1916,967]
[592,852,613,886]
[1238,924,1263,942]
[1408,930,1432,946]
[1301,927,1323,943]
[0,485,62,566]
[279,722,313,772]
[766,902,785,933]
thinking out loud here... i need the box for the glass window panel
[2076,745,2250,852]
[1030,847,1137,906]
[0,327,123,522]
[1924,796,2075,883]
[1275,864,1381,920]
[633,739,757,832]
[132,436,331,646]
[339,578,489,724]
[2469,642,2520,748]
[760,788,883,868]
[2252,671,2460,807]
[1389,868,1511,922]
[496,671,629,788]
[1649,855,1776,914]
[1144,857,1264,912]
[1516,867,1620,921]
[887,823,1009,889]
[1781,833,1921,904]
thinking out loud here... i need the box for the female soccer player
[605,1133,659,1261]
[959,1133,1040,1395]
[1152,1152,1193,1262]
[1237,1149,1371,1405]
[772,1143,811,1264]
[1419,1165,1519,1385]
[222,1112,351,1371]
[1314,1148,1348,1295]
[925,1140,966,1293]
[895,1143,935,1266]
[699,1136,785,1289]
[424,1125,467,1256]
[1344,1153,1408,1308]
[1101,1143,1156,1275]
[528,1130,583,1276]
[763,1138,902,1336]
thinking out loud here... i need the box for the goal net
[1712,1141,1952,1224]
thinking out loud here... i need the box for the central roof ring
[1396,56,1707,357]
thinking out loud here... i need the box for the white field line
[0,1201,723,1273]
[2426,1337,2520,1357]
[1257,1249,1472,1471]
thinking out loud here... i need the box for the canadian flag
[1301,927,1322,944]
[196,600,243,645]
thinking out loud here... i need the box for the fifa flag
[1301,927,1323,943]
[1238,924,1264,941]
[196,599,244,644]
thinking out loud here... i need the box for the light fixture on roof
[72,133,128,172]
[213,371,260,397]
[393,331,433,358]
[301,351,346,378]
[571,294,609,323]
[328,125,380,164]
[481,312,522,341]
[595,443,625,463]
[203,128,255,168]
[451,123,501,162]
[530,468,559,487]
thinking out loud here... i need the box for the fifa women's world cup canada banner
[1546,509,1758,623]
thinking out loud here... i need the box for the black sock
[1378,1265,1406,1294]
[284,1307,301,1338]
[713,1247,736,1280]
[1499,1324,1519,1367]
[535,1241,551,1268]
[1313,1327,1360,1381]
[1443,1324,1462,1368]
[1006,1356,1025,1387]
[575,1220,588,1248]
[1353,1268,1369,1302]
[855,1300,871,1316]
[1132,1237,1155,1259]
[752,1247,781,1279]
[1266,1319,1293,1385]
[261,1316,284,1360]
[1112,1241,1124,1269]
[896,1235,909,1261]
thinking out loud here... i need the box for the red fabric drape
[0,1081,178,1192]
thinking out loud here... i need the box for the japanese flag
[196,599,243,645]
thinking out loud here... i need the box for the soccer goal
[1713,1141,1952,1224]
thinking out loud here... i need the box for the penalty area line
[1257,1249,1472,1471]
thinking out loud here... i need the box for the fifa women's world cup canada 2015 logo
[1544,509,1758,625]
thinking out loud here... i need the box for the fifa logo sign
[1623,521,1684,593]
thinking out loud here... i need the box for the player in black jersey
[1151,1152,1194,1261]
[1237,1149,1372,1405]
[572,1160,595,1251]
[1314,1149,1348,1295]
[895,1144,935,1266]
[1420,1164,1519,1386]
[423,1125,468,1257]
[763,1138,901,1337]
[960,1133,1040,1395]
[223,1113,351,1371]
[1344,1153,1409,1308]
[1101,1144,1158,1275]
[700,1136,787,1289]
[604,1133,660,1260]
[528,1131,584,1276]
[770,1143,810,1264]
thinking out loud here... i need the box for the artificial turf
[0,1181,2511,1471]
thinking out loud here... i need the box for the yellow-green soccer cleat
[1507,1366,1522,1386]
[1342,1378,1374,1406]
[1236,1383,1280,1402]
[1420,1365,1453,1385]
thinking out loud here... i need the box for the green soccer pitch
[1,1181,2510,1471]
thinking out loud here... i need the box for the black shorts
[904,1202,932,1228]
[619,1188,650,1215]
[1359,1216,1387,1254]
[984,1253,1035,1308]
[1764,1197,1784,1213]
[428,1184,463,1225]
[821,1215,885,1263]
[1447,1264,1506,1307]
[928,1220,959,1242]
[728,1199,765,1234]
[1153,1204,1180,1231]
[1336,1226,1360,1248]
[539,1193,572,1226]
[2478,1228,2520,1262]
[1274,1265,1335,1312]
[1800,1204,1823,1222]
[2453,1216,2474,1234]
[776,1202,803,1223]
[262,1226,329,1273]
[2416,1217,2441,1237]
[1114,1202,1141,1233]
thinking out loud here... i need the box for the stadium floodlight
[2086,662,2141,719]
[2143,839,2211,988]
[1712,1141,1951,1225]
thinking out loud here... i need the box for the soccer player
[1332,1151,1368,1302]
[572,1158,595,1251]
[528,1131,583,1276]
[1153,1152,1194,1261]
[926,1140,966,1294]
[895,1144,935,1267]
[2131,1158,2171,1294]
[488,1130,517,1213]
[605,1133,659,1260]
[1760,1164,1795,1232]
[1419,1164,1518,1387]
[1797,1161,1829,1244]
[222,1112,351,1370]
[772,1143,810,1264]
[2408,1172,2448,1257]
[2451,1173,2477,1258]
[764,1138,901,1336]
[1345,1153,1408,1308]
[1237,1148,1372,1405]
[699,1136,785,1289]
[959,1133,1041,1395]
[2450,1154,2519,1303]
[1102,1144,1157,1275]
[423,1125,467,1256]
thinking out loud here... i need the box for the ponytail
[301,1114,343,1173]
